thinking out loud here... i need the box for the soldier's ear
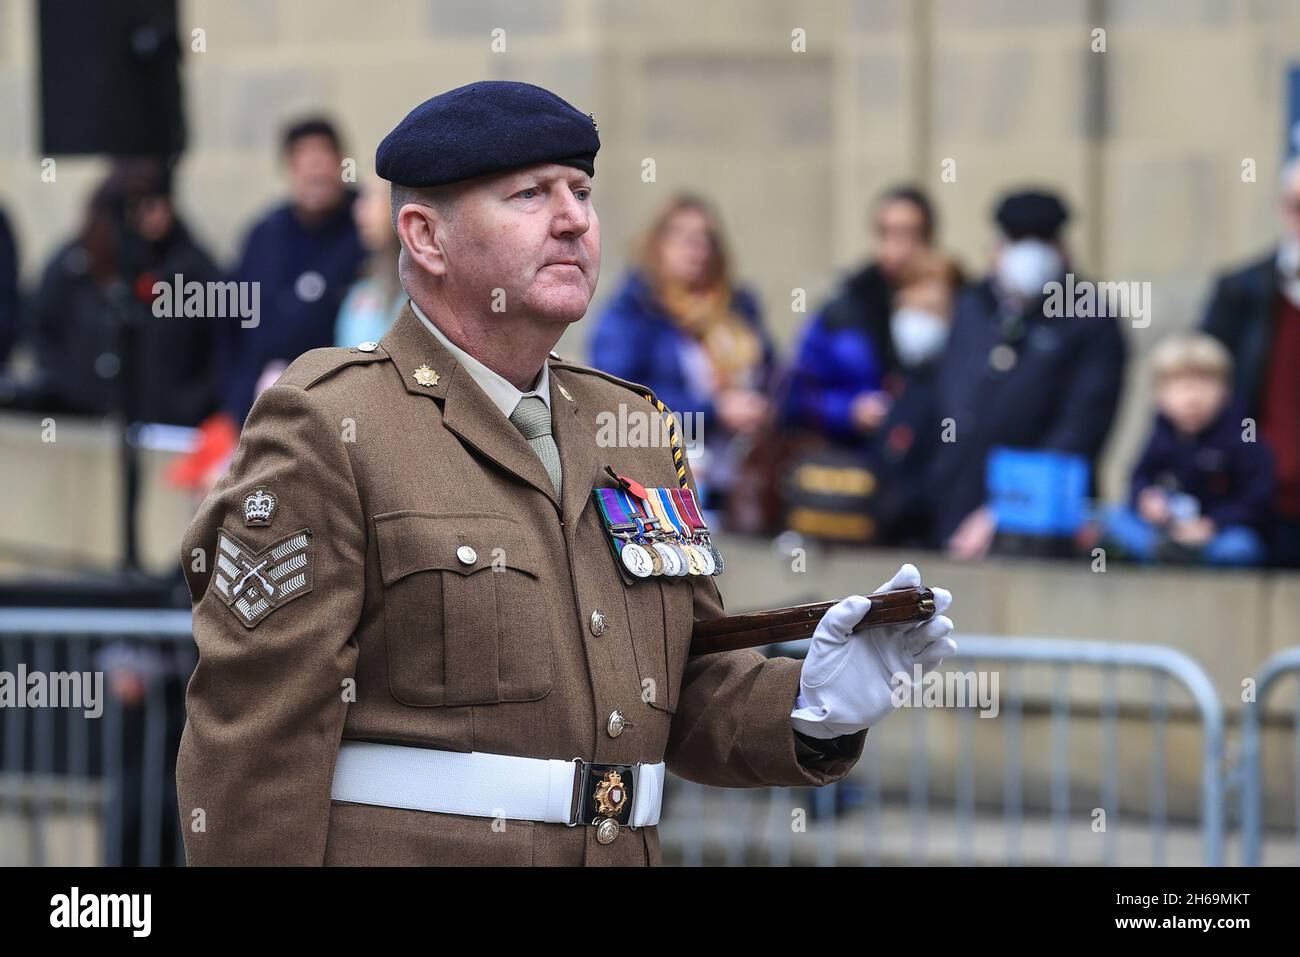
[396,203,448,278]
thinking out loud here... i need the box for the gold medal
[680,543,703,576]
[646,542,665,576]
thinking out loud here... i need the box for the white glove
[790,563,956,739]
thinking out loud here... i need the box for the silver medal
[620,541,655,578]
[653,542,682,576]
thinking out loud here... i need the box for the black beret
[375,80,600,188]
[994,190,1070,241]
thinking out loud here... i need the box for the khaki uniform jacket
[176,303,865,866]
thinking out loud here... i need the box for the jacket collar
[408,299,552,417]
[549,363,605,528]
[379,301,602,524]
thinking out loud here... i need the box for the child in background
[1105,333,1274,566]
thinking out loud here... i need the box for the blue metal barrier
[0,608,194,866]
[664,634,1226,866]
[0,611,1252,867]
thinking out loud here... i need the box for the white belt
[330,741,665,829]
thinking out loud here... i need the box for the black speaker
[39,0,185,156]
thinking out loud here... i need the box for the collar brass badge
[413,364,440,387]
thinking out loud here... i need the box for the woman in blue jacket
[589,194,775,512]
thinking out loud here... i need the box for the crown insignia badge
[593,769,628,819]
[243,488,277,526]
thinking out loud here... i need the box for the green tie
[509,395,562,496]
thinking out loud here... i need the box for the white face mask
[996,239,1063,300]
[890,307,949,367]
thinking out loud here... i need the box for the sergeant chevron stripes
[213,527,315,629]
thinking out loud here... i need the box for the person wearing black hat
[925,188,1127,558]
[175,79,955,866]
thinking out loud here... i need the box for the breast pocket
[624,575,694,715]
[374,510,554,708]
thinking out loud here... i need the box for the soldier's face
[455,163,601,326]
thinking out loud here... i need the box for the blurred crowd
[1,114,1298,569]
[603,178,1298,570]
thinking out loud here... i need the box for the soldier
[175,80,956,865]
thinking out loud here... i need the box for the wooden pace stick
[690,586,937,657]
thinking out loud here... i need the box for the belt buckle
[569,758,639,830]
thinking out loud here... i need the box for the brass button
[606,709,626,738]
[357,340,378,352]
[589,609,606,636]
[456,545,477,565]
[596,818,619,845]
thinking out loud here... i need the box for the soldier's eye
[517,186,540,199]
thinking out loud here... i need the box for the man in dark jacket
[217,117,366,426]
[928,190,1127,556]
[1202,158,1300,566]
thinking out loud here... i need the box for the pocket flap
[374,511,540,585]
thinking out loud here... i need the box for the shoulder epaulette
[546,356,658,405]
[277,344,390,392]
[549,358,688,489]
